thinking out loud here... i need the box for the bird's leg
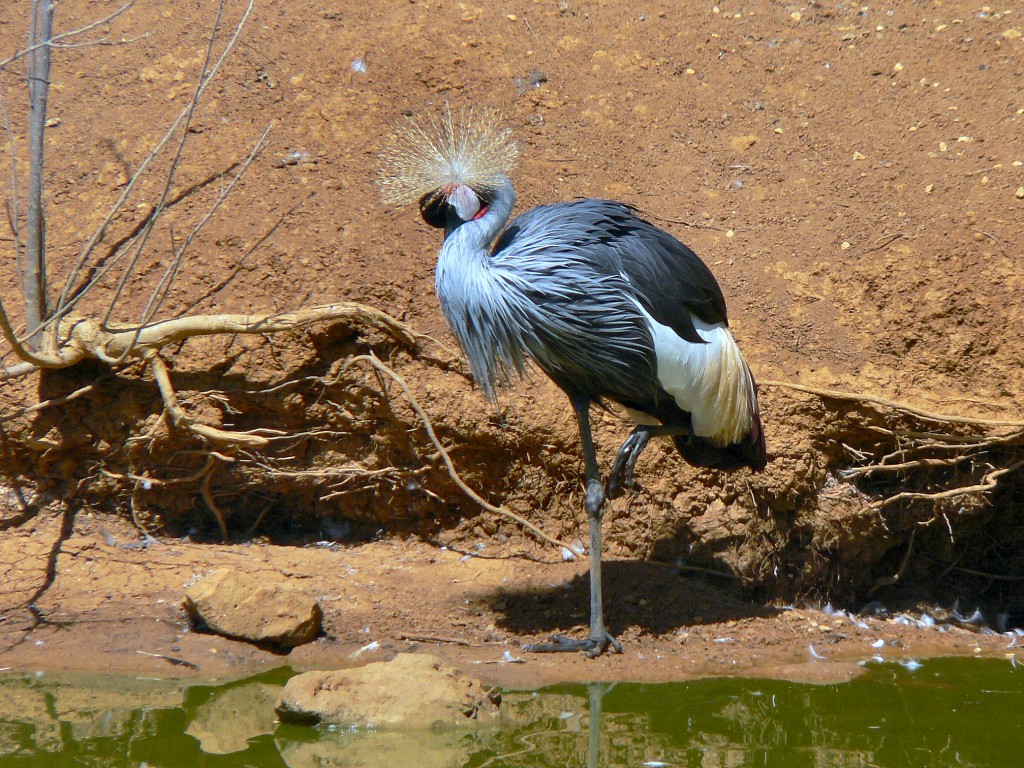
[608,424,692,499]
[524,394,621,656]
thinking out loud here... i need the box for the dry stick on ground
[397,632,478,647]
[341,352,580,556]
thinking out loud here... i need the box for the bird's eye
[419,192,449,229]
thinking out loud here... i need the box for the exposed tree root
[149,352,280,449]
[342,352,580,556]
[2,301,422,377]
[764,378,1024,603]
[762,380,1024,429]
[6,298,576,554]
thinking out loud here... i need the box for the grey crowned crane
[378,109,766,656]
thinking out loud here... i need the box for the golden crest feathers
[377,107,519,206]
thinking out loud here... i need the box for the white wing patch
[637,307,756,446]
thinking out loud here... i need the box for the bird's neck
[439,176,516,262]
[434,176,521,400]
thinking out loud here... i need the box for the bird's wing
[493,200,729,345]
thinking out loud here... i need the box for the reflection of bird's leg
[608,423,692,499]
[586,682,615,768]
[524,394,621,656]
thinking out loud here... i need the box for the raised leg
[608,423,692,499]
[524,394,621,656]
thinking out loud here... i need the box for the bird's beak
[443,207,463,238]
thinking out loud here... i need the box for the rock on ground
[275,653,502,729]
[183,567,322,648]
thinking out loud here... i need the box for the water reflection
[0,659,1021,767]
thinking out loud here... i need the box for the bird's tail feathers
[677,343,767,472]
[673,403,766,471]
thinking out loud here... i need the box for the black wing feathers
[607,207,730,338]
[494,200,729,345]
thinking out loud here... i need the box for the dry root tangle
[764,379,1024,593]
[66,318,577,554]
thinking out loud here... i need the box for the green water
[0,658,1021,767]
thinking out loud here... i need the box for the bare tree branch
[22,0,54,349]
[100,0,254,332]
[115,124,272,360]
[50,0,254,342]
[0,2,136,72]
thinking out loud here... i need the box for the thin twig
[344,353,577,555]
[973,229,1008,259]
[866,233,906,252]
[19,384,96,416]
[0,1,136,71]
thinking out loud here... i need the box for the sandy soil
[0,511,1017,688]
[0,0,1022,684]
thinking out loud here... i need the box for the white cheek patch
[449,184,481,221]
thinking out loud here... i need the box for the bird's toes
[585,631,622,657]
[607,475,637,500]
[522,634,592,653]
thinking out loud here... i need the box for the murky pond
[0,658,1020,767]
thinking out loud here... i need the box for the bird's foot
[608,429,650,500]
[606,470,638,501]
[523,631,622,657]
